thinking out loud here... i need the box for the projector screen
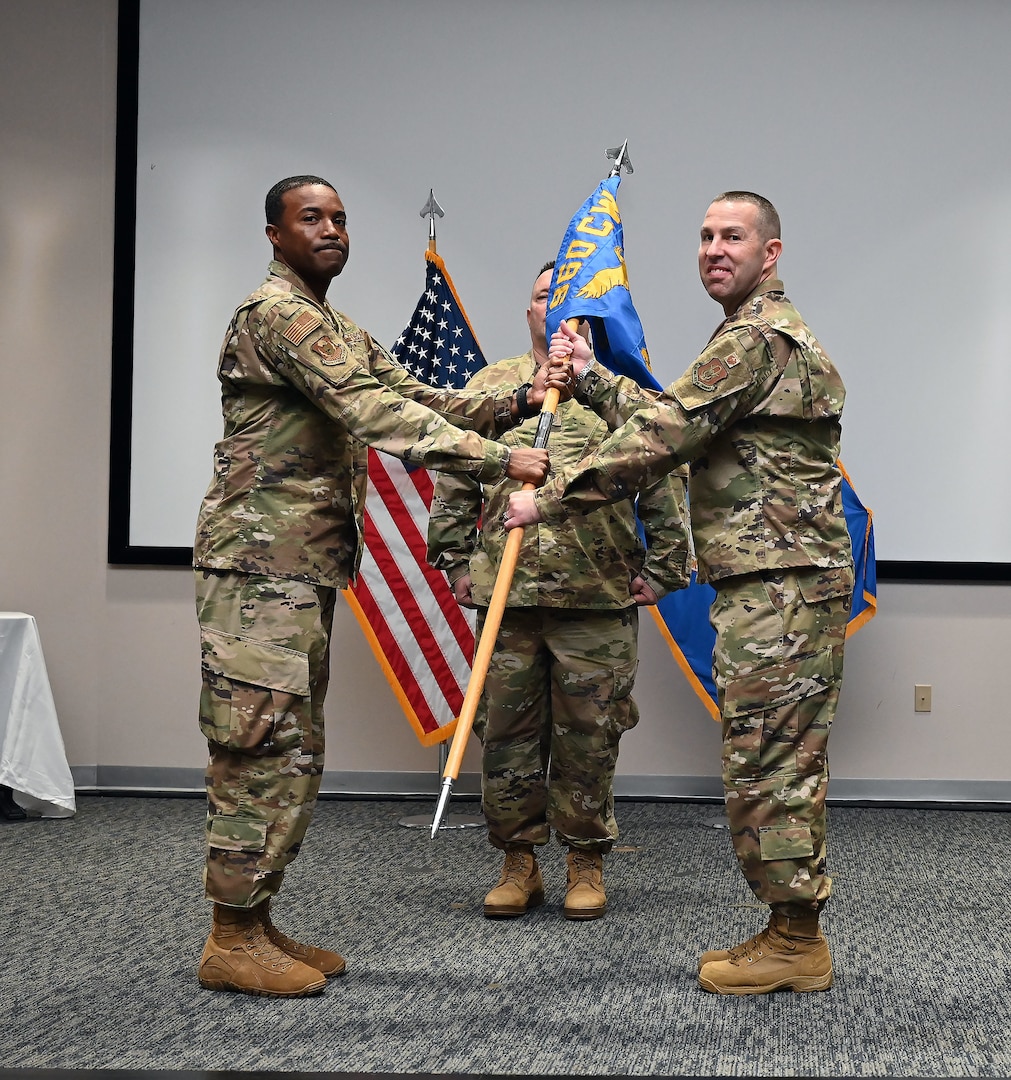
[109,0,1011,581]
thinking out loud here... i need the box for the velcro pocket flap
[208,814,268,854]
[200,627,310,696]
[797,566,853,604]
[759,823,814,861]
[723,646,835,720]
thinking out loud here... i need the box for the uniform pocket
[198,627,310,753]
[797,565,854,605]
[759,823,814,861]
[723,647,835,720]
[611,655,638,701]
[556,653,641,737]
[608,656,640,735]
[723,648,835,780]
[207,813,269,853]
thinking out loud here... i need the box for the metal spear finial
[605,140,634,177]
[431,776,454,839]
[420,188,445,253]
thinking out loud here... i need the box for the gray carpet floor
[1,795,1009,1077]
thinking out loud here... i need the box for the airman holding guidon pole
[192,174,571,998]
[506,190,853,995]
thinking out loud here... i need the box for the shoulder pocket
[672,334,757,411]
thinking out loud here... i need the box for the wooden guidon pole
[430,141,633,837]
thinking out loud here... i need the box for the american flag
[342,250,485,745]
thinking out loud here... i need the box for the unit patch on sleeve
[283,309,323,346]
[671,334,755,412]
[311,336,346,365]
[692,353,739,392]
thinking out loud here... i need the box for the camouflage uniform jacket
[194,261,519,589]
[427,352,690,609]
[535,279,853,585]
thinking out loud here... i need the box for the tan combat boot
[483,848,545,917]
[698,909,832,995]
[198,903,327,997]
[259,899,346,977]
[697,928,765,972]
[696,905,826,971]
[563,849,606,920]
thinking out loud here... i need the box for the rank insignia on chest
[692,354,735,391]
[283,310,322,346]
[311,336,345,365]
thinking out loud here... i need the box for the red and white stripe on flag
[343,448,476,746]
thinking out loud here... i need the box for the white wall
[1,0,1008,802]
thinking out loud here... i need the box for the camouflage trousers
[475,606,640,854]
[194,569,335,908]
[711,565,853,913]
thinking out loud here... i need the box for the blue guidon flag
[545,173,660,391]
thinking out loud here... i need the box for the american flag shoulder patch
[283,309,322,346]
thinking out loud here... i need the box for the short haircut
[265,175,337,225]
[538,259,555,279]
[711,190,781,242]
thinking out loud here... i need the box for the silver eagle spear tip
[420,188,445,243]
[605,140,633,176]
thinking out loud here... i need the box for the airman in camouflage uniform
[428,263,690,921]
[193,176,563,998]
[506,193,853,993]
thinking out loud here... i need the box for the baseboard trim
[69,765,1010,806]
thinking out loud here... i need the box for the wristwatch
[574,358,596,387]
[515,382,537,419]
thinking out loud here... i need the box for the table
[0,612,76,817]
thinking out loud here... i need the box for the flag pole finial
[419,188,445,254]
[605,140,633,177]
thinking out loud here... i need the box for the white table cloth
[0,612,76,817]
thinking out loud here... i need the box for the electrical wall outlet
[914,684,932,712]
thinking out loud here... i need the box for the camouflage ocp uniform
[427,351,690,854]
[194,261,524,908]
[533,279,853,910]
